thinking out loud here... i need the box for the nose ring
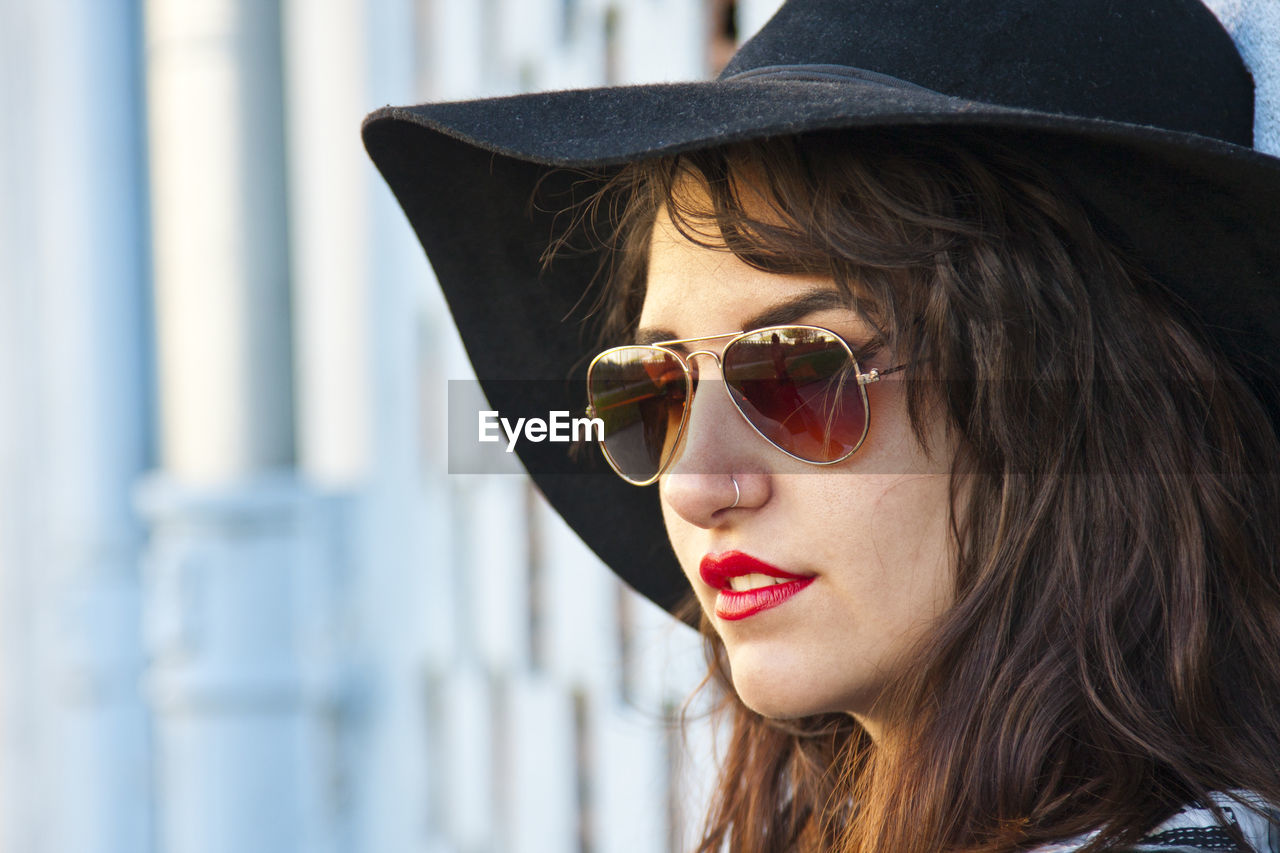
[730,475,741,509]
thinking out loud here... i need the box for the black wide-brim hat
[364,0,1280,617]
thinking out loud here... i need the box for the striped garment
[1033,793,1280,852]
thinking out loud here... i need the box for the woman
[587,130,1280,852]
[364,0,1280,849]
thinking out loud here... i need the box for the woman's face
[639,205,956,734]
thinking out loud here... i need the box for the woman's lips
[699,551,815,621]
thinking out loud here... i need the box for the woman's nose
[659,359,769,528]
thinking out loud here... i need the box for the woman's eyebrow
[634,289,852,345]
[740,289,852,331]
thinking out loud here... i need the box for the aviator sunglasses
[585,324,906,486]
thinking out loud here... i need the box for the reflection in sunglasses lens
[588,349,687,482]
[723,329,864,463]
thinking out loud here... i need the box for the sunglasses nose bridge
[662,347,761,480]
[684,343,781,430]
[683,349,723,367]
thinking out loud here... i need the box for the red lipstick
[699,551,815,621]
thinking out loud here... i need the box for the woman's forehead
[639,207,867,341]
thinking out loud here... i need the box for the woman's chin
[727,651,879,720]
[735,688,820,720]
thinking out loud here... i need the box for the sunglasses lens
[722,328,866,463]
[587,348,688,483]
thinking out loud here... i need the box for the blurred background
[0,0,787,851]
[1,1,1275,852]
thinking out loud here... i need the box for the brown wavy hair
[572,129,1280,852]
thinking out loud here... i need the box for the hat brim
[363,74,1280,617]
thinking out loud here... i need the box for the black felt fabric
[723,0,1253,143]
[363,0,1280,617]
[367,117,681,612]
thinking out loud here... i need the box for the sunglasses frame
[585,324,904,486]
